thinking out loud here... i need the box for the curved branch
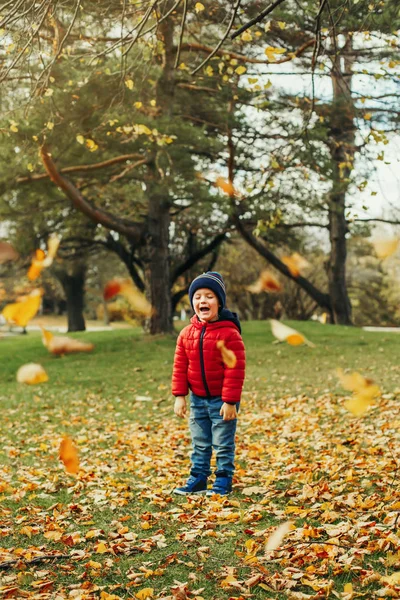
[16,153,149,184]
[170,232,228,284]
[40,146,145,244]
[233,213,332,312]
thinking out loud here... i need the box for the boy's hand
[174,396,187,418]
[220,403,237,421]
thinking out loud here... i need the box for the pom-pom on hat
[189,272,226,310]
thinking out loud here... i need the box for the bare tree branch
[231,0,287,39]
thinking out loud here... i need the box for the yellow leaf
[381,572,400,585]
[337,369,380,416]
[10,123,18,132]
[44,88,53,97]
[215,176,237,197]
[205,65,213,77]
[264,46,286,62]
[134,101,143,109]
[85,139,98,152]
[136,124,152,136]
[76,134,85,144]
[248,77,258,84]
[195,2,205,13]
[241,31,252,42]
[235,65,246,75]
[2,289,42,327]
[125,79,134,90]
[44,530,63,541]
[246,270,282,293]
[27,163,34,172]
[364,113,372,120]
[96,542,108,554]
[150,99,156,107]
[135,588,154,600]
[46,121,54,130]
[277,21,286,29]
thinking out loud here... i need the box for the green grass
[0,321,399,599]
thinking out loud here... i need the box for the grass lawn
[0,321,399,599]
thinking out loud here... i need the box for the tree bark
[56,263,87,332]
[327,35,355,325]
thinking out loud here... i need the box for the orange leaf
[59,436,80,474]
[95,542,108,554]
[2,289,42,327]
[270,319,315,347]
[216,340,237,368]
[282,252,310,277]
[215,176,237,197]
[135,589,154,600]
[246,270,282,293]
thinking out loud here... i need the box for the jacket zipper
[200,325,212,398]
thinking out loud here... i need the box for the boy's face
[193,288,219,323]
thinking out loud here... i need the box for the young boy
[172,271,246,496]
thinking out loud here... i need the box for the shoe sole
[173,489,207,495]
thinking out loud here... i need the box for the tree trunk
[147,181,173,334]
[327,35,355,325]
[57,263,87,332]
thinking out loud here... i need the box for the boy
[172,272,245,496]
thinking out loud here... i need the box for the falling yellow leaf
[194,2,205,13]
[235,65,246,75]
[46,121,54,130]
[2,289,42,328]
[246,270,282,293]
[216,340,237,368]
[264,46,286,62]
[76,134,85,144]
[281,252,310,277]
[59,436,80,474]
[277,21,286,29]
[16,363,49,385]
[265,521,294,552]
[372,238,400,259]
[86,139,98,152]
[337,369,380,416]
[125,79,134,90]
[270,319,315,347]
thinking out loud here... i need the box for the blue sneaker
[173,475,208,495]
[206,475,232,496]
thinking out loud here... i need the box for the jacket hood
[190,308,241,333]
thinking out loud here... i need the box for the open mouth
[199,307,210,313]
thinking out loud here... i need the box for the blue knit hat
[189,272,226,309]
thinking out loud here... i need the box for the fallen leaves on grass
[16,363,49,385]
[270,319,315,347]
[265,521,294,552]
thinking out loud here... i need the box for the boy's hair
[188,272,226,310]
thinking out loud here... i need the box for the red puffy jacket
[172,314,245,404]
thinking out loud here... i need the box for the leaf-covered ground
[0,322,399,599]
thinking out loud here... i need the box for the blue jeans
[189,393,239,479]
